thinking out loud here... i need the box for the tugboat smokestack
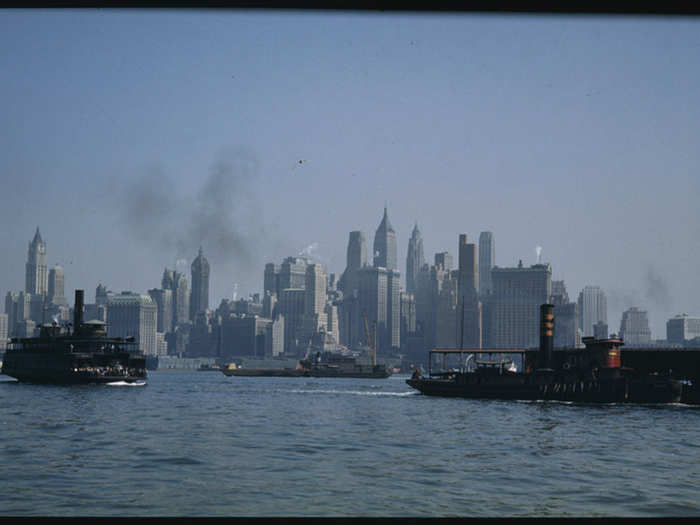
[74,289,84,335]
[539,304,554,369]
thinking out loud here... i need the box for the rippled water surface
[1,370,699,517]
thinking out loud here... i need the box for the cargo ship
[221,351,392,379]
[1,290,147,384]
[407,304,691,404]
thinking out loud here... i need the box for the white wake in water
[107,380,147,387]
[288,388,417,397]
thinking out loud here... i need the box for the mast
[372,321,377,367]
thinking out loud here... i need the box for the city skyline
[1,11,699,338]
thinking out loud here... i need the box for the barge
[222,351,391,379]
[407,304,691,404]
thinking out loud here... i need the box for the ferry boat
[1,290,147,384]
[407,304,684,404]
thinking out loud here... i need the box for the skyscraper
[161,268,189,330]
[190,247,210,320]
[551,280,579,348]
[279,257,308,291]
[667,314,700,345]
[339,230,367,349]
[357,265,401,353]
[457,234,482,348]
[302,263,328,335]
[373,206,397,271]
[279,288,305,354]
[107,292,158,356]
[148,288,173,334]
[346,231,367,273]
[478,231,495,297]
[577,286,608,337]
[0,313,7,352]
[406,223,424,295]
[619,307,652,346]
[484,261,552,349]
[414,255,457,352]
[25,227,48,296]
[48,265,67,306]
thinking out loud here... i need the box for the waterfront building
[189,247,210,320]
[373,206,398,271]
[484,261,552,349]
[220,315,271,359]
[619,307,652,346]
[406,223,425,295]
[187,309,220,358]
[457,234,482,349]
[25,227,48,297]
[667,314,700,345]
[48,265,67,306]
[577,286,608,337]
[106,292,158,356]
[478,231,495,298]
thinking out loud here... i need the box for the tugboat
[1,290,147,384]
[407,304,683,404]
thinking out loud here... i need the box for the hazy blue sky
[1,10,699,338]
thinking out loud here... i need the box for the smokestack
[539,303,554,369]
[74,289,84,335]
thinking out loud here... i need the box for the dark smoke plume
[120,147,266,273]
[644,265,672,312]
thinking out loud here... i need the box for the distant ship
[222,351,392,379]
[1,290,147,384]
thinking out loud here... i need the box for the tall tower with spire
[190,247,210,320]
[25,227,48,296]
[406,222,424,295]
[373,206,397,270]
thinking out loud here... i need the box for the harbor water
[1,370,699,517]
